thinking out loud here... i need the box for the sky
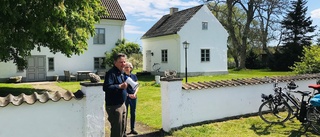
[118,0,320,45]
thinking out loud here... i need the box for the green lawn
[0,83,45,97]
[2,69,318,136]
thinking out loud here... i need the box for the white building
[0,0,126,82]
[141,5,229,77]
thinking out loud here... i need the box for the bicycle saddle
[308,84,320,90]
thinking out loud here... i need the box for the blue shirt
[103,66,127,106]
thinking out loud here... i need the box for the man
[103,53,128,137]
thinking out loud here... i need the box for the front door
[26,56,46,81]
[146,50,152,71]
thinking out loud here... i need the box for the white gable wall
[142,35,181,72]
[178,5,228,75]
[0,19,125,81]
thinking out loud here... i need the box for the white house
[0,0,126,82]
[141,5,228,77]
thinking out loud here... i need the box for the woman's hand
[128,94,137,99]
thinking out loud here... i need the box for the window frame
[201,49,210,62]
[48,57,55,71]
[161,49,168,63]
[94,57,106,69]
[93,28,105,44]
[202,22,208,30]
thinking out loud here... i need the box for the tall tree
[0,0,107,68]
[316,29,320,46]
[278,0,316,70]
[206,3,245,68]
[256,0,290,67]
[204,0,260,69]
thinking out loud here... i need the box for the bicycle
[306,84,320,134]
[259,80,310,124]
[259,80,320,134]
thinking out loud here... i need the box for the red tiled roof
[0,91,84,107]
[101,0,126,20]
[182,73,320,90]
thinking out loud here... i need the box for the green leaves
[291,46,320,74]
[0,0,107,69]
[105,39,141,67]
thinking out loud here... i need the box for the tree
[245,48,261,69]
[105,40,141,67]
[316,29,320,45]
[204,0,260,69]
[206,2,255,69]
[277,0,316,70]
[256,0,290,67]
[128,53,143,70]
[0,0,107,69]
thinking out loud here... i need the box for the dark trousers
[106,103,127,137]
[125,98,137,131]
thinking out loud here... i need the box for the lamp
[183,41,190,49]
[151,52,154,56]
[182,41,190,83]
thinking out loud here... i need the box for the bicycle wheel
[259,100,291,124]
[307,107,320,135]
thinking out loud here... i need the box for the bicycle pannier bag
[310,94,320,107]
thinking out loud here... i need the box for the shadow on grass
[131,129,170,137]
[0,87,48,97]
[250,124,274,135]
[136,75,155,82]
[250,123,312,137]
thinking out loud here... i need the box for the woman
[124,62,139,135]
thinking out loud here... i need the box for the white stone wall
[0,83,105,137]
[161,79,317,132]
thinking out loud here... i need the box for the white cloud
[311,8,320,19]
[124,24,145,34]
[118,0,201,21]
[137,18,157,22]
[118,0,202,42]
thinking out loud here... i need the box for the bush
[291,46,320,74]
[227,58,236,69]
[268,47,293,71]
[245,49,262,69]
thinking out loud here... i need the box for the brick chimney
[170,7,179,15]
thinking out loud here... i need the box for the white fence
[0,83,105,137]
[161,78,318,132]
[1,77,319,135]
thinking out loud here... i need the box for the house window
[48,57,54,71]
[94,57,106,69]
[93,28,105,44]
[161,50,168,63]
[202,22,208,30]
[201,49,210,62]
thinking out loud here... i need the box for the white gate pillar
[160,77,183,132]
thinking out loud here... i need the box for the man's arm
[103,71,127,92]
[103,72,120,92]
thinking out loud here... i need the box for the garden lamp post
[183,41,190,83]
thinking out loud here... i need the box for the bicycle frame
[272,81,309,122]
